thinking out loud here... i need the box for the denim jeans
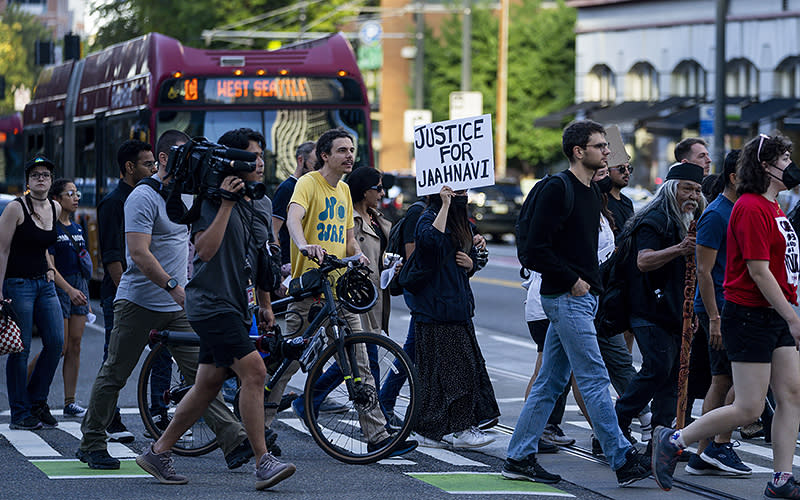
[507,292,631,470]
[3,278,64,423]
[379,314,416,414]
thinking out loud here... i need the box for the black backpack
[594,231,635,338]
[386,201,426,296]
[515,172,574,275]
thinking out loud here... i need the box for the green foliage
[424,0,575,173]
[0,6,50,113]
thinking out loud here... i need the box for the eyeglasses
[61,190,81,199]
[29,171,51,180]
[369,184,384,192]
[611,165,633,174]
[141,161,157,168]
[585,142,610,151]
[757,133,770,162]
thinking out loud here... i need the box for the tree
[424,0,575,174]
[0,6,51,113]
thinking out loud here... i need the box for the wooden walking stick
[676,220,697,430]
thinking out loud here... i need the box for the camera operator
[137,130,296,490]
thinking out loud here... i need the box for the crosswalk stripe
[58,421,137,458]
[564,420,773,473]
[0,424,60,457]
[415,447,488,467]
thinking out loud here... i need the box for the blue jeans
[507,292,631,470]
[3,278,64,423]
[379,314,415,414]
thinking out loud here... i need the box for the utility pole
[414,2,425,109]
[713,0,729,170]
[461,0,471,91]
[495,0,509,179]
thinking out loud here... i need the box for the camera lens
[245,181,266,200]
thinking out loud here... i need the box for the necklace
[29,194,47,201]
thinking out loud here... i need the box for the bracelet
[709,315,721,321]
[47,268,55,273]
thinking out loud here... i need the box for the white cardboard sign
[412,114,495,196]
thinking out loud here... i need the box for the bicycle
[137,253,418,464]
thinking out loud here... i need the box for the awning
[643,97,753,136]
[588,97,697,126]
[534,101,602,128]
[727,98,799,133]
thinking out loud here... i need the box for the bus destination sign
[160,77,349,105]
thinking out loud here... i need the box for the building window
[585,64,616,102]
[726,59,759,97]
[775,57,800,97]
[671,60,706,98]
[626,62,659,101]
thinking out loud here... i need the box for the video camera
[165,137,266,201]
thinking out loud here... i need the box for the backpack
[788,199,800,235]
[515,172,574,276]
[386,201,426,296]
[594,231,635,338]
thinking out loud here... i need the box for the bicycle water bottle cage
[288,268,324,299]
[299,326,327,372]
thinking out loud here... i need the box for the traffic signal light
[64,33,80,61]
[35,40,54,65]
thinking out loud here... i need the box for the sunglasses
[757,133,770,162]
[369,184,384,192]
[61,190,81,199]
[612,165,633,174]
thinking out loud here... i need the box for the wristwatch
[164,277,178,291]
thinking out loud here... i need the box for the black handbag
[397,249,432,295]
[256,242,283,294]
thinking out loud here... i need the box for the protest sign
[413,114,495,196]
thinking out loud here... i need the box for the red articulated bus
[22,32,373,280]
[0,112,23,194]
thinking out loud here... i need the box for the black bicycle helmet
[336,266,378,314]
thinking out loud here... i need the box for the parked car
[621,185,654,212]
[468,181,524,241]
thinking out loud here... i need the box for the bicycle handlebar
[300,249,370,275]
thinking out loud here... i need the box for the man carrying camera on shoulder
[136,129,296,490]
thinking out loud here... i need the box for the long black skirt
[414,320,500,441]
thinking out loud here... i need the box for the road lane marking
[30,459,148,479]
[471,276,522,288]
[58,421,137,458]
[0,424,60,457]
[486,366,533,382]
[408,472,573,496]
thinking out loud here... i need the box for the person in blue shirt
[688,150,751,476]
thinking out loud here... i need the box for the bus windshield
[153,108,369,187]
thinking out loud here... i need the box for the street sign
[404,109,432,143]
[699,105,714,136]
[359,21,382,47]
[449,91,483,120]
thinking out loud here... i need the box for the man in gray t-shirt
[78,130,252,472]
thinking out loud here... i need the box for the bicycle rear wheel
[303,332,418,464]
[136,343,218,457]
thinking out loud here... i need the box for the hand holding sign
[413,114,495,196]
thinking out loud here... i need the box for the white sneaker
[443,427,495,449]
[411,432,446,448]
[638,411,653,442]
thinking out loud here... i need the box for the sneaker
[291,397,309,431]
[318,396,348,414]
[651,426,681,491]
[616,446,652,487]
[685,452,733,476]
[136,444,188,485]
[278,392,299,412]
[76,448,120,470]
[107,414,135,443]
[478,417,499,430]
[31,402,58,428]
[765,477,800,499]
[255,452,296,490]
[739,420,765,439]
[621,426,637,445]
[225,439,255,470]
[443,426,494,449]
[538,439,559,454]
[143,413,171,439]
[63,402,87,418]
[541,424,575,446]
[638,411,653,442]
[591,434,604,457]
[384,412,404,431]
[502,455,561,484]
[368,436,418,457]
[9,415,42,430]
[412,432,446,448]
[700,441,751,475]
[221,378,238,404]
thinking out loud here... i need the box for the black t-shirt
[402,201,426,255]
[528,170,602,295]
[97,180,134,300]
[272,176,297,265]
[607,192,634,237]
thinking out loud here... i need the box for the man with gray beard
[614,163,705,439]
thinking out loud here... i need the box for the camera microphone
[213,147,257,162]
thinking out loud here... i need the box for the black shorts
[190,314,255,368]
[527,319,550,351]
[696,311,731,377]
[721,302,795,363]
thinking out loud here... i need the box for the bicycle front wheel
[304,332,418,464]
[136,343,219,457]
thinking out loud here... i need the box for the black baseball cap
[24,155,56,177]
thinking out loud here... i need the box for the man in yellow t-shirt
[265,128,418,457]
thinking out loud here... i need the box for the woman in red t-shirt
[651,132,800,498]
